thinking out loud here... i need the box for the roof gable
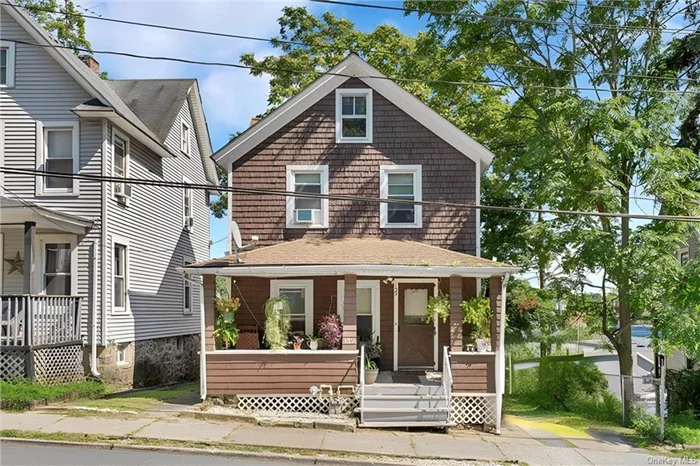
[213,54,495,172]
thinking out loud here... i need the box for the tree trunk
[618,188,634,427]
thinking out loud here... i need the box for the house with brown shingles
[183,54,518,431]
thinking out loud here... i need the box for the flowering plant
[319,313,343,350]
[290,334,304,346]
[214,297,241,349]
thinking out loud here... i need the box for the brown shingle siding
[231,78,477,254]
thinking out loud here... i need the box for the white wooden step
[357,407,449,413]
[359,421,456,428]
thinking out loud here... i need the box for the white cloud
[84,0,311,150]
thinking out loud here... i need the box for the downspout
[183,272,206,400]
[90,242,100,377]
[100,119,108,346]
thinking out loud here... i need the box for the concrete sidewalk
[0,410,663,466]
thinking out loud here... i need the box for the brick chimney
[79,54,100,75]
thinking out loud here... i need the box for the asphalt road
[0,443,356,466]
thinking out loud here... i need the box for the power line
[2,167,699,223]
[4,37,696,95]
[308,0,697,35]
[8,2,696,84]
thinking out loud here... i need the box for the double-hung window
[0,41,15,87]
[113,131,130,202]
[181,121,191,156]
[380,165,422,228]
[271,280,313,336]
[335,89,372,143]
[286,166,328,228]
[183,258,193,314]
[337,280,380,343]
[38,121,79,195]
[183,177,193,230]
[113,243,127,312]
[44,243,72,295]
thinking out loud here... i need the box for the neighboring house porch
[183,238,517,432]
[0,196,91,383]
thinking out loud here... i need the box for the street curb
[0,437,406,465]
[180,410,357,432]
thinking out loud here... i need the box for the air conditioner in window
[295,209,320,224]
[185,216,194,230]
[114,183,132,201]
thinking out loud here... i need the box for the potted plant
[319,313,343,350]
[264,296,291,350]
[306,334,322,351]
[214,297,241,349]
[364,354,379,384]
[425,291,450,323]
[291,334,304,350]
[360,332,382,367]
[461,297,491,352]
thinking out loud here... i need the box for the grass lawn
[0,380,106,411]
[74,382,199,412]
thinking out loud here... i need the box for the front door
[398,283,434,368]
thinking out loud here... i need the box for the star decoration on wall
[5,252,24,275]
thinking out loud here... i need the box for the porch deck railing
[1,295,83,347]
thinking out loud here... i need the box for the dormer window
[335,89,372,143]
[286,165,329,229]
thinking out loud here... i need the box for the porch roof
[0,196,94,234]
[183,238,518,278]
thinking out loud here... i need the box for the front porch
[185,238,516,431]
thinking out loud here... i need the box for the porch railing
[442,346,452,423]
[1,295,83,347]
[359,344,365,425]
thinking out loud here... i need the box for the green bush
[665,411,700,445]
[0,379,106,411]
[666,368,700,416]
[633,413,661,440]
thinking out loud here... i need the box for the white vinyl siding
[106,95,209,342]
[0,12,104,342]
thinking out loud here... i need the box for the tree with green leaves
[407,0,699,425]
[17,0,91,53]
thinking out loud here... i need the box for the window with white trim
[38,121,80,194]
[43,243,72,295]
[113,131,130,202]
[286,166,328,229]
[380,165,422,228]
[183,258,193,314]
[0,41,16,87]
[337,280,380,343]
[271,280,313,336]
[183,177,193,230]
[113,243,127,311]
[181,120,191,156]
[117,343,129,364]
[335,89,372,143]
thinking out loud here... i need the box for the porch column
[23,221,36,294]
[203,274,217,352]
[342,274,357,350]
[489,275,503,352]
[449,275,463,351]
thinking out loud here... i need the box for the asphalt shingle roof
[106,79,194,143]
[188,238,513,269]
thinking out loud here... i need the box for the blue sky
[84,0,426,258]
[84,1,662,265]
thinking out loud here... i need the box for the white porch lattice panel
[0,349,26,381]
[33,344,84,385]
[237,395,357,414]
[451,393,497,425]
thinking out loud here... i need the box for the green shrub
[666,368,700,416]
[665,411,700,445]
[633,413,661,440]
[0,379,106,411]
[536,359,608,411]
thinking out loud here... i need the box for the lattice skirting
[0,348,26,381]
[34,344,84,385]
[451,393,498,425]
[237,395,358,414]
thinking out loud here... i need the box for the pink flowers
[319,314,343,350]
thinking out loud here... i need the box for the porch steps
[357,383,450,427]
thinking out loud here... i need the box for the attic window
[181,120,191,156]
[335,89,372,143]
[0,41,15,87]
